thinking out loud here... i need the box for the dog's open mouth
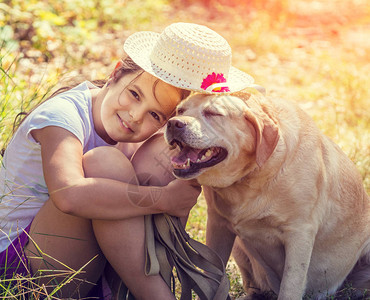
[169,139,228,178]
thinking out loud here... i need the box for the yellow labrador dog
[164,92,370,300]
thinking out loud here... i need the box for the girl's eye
[150,112,161,122]
[130,90,139,100]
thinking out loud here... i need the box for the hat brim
[123,31,256,94]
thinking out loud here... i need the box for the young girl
[0,22,256,299]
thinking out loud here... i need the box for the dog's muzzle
[165,117,228,179]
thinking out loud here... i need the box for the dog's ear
[244,107,280,168]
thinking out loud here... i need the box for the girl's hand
[160,179,201,218]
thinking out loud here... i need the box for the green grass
[1,0,369,298]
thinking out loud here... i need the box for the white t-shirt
[0,81,111,251]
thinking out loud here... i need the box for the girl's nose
[129,108,144,124]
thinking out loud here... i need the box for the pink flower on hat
[201,72,230,92]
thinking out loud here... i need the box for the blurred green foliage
[0,0,169,58]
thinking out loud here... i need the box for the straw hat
[123,22,260,94]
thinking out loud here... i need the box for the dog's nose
[167,119,187,129]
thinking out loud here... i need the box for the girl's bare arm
[32,126,200,220]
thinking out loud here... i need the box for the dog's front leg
[203,186,236,265]
[278,230,315,300]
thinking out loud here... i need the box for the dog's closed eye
[203,110,224,118]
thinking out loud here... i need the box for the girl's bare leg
[97,133,180,299]
[86,144,176,300]
[130,133,176,187]
[25,194,106,297]
[25,145,174,299]
[131,133,192,227]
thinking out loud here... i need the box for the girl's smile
[117,114,134,133]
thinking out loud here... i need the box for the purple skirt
[0,222,32,279]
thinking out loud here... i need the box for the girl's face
[99,71,182,143]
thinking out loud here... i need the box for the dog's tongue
[171,146,201,165]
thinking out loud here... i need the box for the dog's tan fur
[165,92,370,299]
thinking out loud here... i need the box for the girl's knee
[131,134,175,186]
[83,146,137,183]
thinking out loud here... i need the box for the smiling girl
[0,22,256,299]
